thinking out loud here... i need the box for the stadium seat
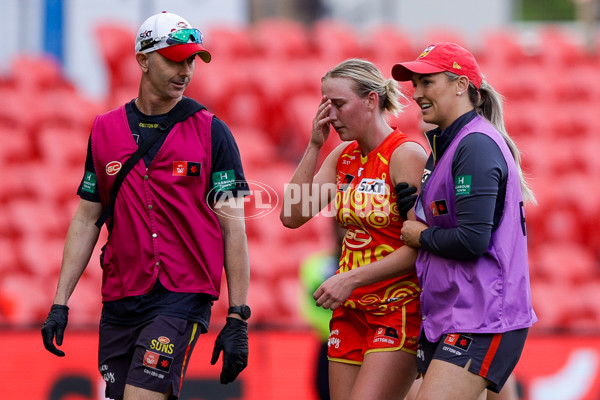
[230,125,279,169]
[479,29,530,68]
[0,237,19,275]
[273,275,306,327]
[363,25,415,73]
[18,234,65,279]
[41,87,103,132]
[8,53,71,93]
[37,126,88,169]
[538,26,593,70]
[245,278,276,325]
[204,25,254,61]
[66,273,102,327]
[7,199,68,239]
[311,19,366,64]
[420,27,467,51]
[530,280,563,330]
[529,241,599,284]
[492,64,551,106]
[250,18,312,60]
[185,58,250,121]
[0,273,51,325]
[95,23,140,94]
[0,124,33,165]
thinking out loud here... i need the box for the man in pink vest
[41,11,251,400]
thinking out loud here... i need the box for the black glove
[394,182,418,220]
[41,304,69,357]
[210,317,249,384]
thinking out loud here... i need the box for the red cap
[392,42,482,89]
[157,43,211,63]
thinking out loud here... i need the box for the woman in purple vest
[390,43,538,400]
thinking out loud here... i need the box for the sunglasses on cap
[140,28,204,52]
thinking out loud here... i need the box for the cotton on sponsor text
[443,346,463,356]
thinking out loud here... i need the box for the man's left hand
[210,317,249,384]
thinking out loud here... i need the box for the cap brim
[392,61,445,81]
[158,43,211,63]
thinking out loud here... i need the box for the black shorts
[417,328,529,393]
[98,315,202,399]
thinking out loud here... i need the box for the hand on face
[310,96,332,148]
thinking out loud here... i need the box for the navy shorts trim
[99,315,202,399]
[417,328,529,393]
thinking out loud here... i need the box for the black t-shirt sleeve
[76,134,101,202]
[420,132,508,260]
[208,117,249,204]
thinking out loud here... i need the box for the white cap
[135,11,211,63]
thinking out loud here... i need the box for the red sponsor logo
[143,350,159,368]
[443,334,472,351]
[444,334,459,346]
[173,162,187,176]
[106,161,122,176]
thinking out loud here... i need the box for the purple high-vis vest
[92,105,224,301]
[415,115,537,342]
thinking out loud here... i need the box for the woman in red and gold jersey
[281,59,427,400]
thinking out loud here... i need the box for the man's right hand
[41,304,69,357]
[394,182,418,220]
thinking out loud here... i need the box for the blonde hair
[445,71,536,205]
[323,58,408,116]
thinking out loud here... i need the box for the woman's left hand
[313,272,355,310]
[401,220,429,248]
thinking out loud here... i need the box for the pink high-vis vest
[91,105,224,301]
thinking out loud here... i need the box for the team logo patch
[455,175,472,196]
[373,327,399,346]
[173,161,201,177]
[430,199,449,216]
[418,45,436,59]
[143,350,173,373]
[356,178,386,195]
[106,161,122,176]
[150,336,175,354]
[344,228,372,249]
[338,173,355,192]
[443,334,472,351]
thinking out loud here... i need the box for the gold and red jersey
[334,129,420,314]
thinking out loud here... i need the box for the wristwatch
[228,305,251,320]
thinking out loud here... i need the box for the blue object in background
[43,0,64,65]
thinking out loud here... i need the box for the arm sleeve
[76,134,101,202]
[208,117,250,204]
[419,133,508,260]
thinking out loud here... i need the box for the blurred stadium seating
[1,19,599,334]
